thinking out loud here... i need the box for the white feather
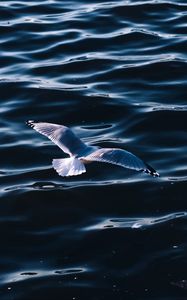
[52,157,86,177]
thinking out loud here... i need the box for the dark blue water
[1,1,187,299]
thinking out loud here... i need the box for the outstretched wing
[83,148,159,176]
[27,120,87,156]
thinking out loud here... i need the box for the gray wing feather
[27,121,87,156]
[84,148,159,176]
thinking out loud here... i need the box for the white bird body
[27,121,159,177]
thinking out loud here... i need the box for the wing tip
[26,120,36,128]
[144,163,159,177]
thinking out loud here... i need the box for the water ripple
[0,0,187,298]
[84,212,187,231]
[2,267,89,284]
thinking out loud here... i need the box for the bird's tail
[52,157,86,177]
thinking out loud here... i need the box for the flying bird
[27,121,159,177]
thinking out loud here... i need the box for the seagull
[27,121,159,177]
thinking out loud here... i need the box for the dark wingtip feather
[26,120,35,128]
[144,163,159,177]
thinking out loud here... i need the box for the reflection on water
[3,267,88,284]
[84,212,187,230]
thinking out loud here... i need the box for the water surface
[0,1,187,299]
